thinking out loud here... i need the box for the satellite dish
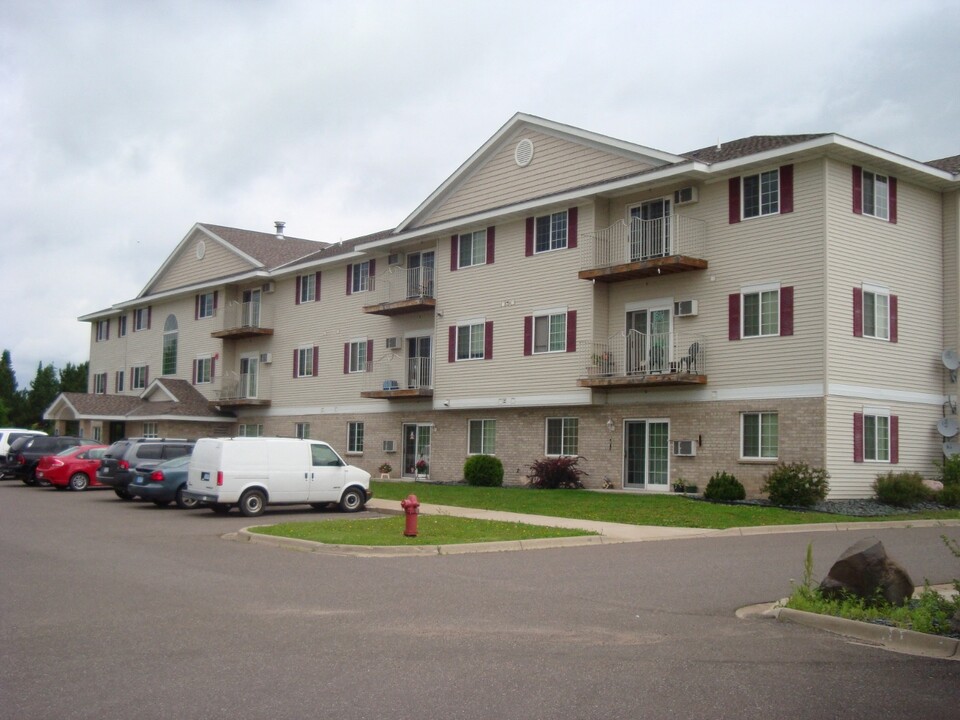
[943,441,960,458]
[943,349,960,371]
[938,417,959,438]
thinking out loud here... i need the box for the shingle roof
[56,379,230,421]
[682,134,830,164]
[926,155,960,174]
[282,228,395,266]
[59,392,142,417]
[200,223,329,270]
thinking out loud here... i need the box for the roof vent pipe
[275,221,285,239]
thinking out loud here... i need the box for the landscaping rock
[818,537,915,606]
[922,479,944,493]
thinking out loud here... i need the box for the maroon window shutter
[853,412,864,463]
[888,177,897,224]
[147,306,152,329]
[728,177,741,224]
[343,343,350,374]
[192,359,197,385]
[566,310,577,352]
[293,349,299,378]
[210,357,215,380]
[195,295,200,320]
[525,217,534,256]
[450,235,459,271]
[728,294,741,341]
[780,286,794,336]
[484,321,493,360]
[779,165,794,214]
[295,276,302,305]
[312,346,319,376]
[486,226,495,265]
[889,294,898,342]
[852,166,863,215]
[366,338,373,365]
[345,264,353,295]
[448,326,456,363]
[890,415,899,463]
[523,316,533,356]
[568,207,578,249]
[853,287,863,337]
[314,272,321,301]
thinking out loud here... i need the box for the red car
[35,445,108,491]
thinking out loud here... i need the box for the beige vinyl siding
[824,159,943,394]
[151,234,255,294]
[944,191,959,397]
[420,130,655,227]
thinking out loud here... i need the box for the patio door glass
[402,423,431,478]
[626,307,671,373]
[623,420,670,490]
[406,337,431,389]
[406,251,435,298]
[629,198,672,260]
[241,288,261,327]
[239,355,259,398]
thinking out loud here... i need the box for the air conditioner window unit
[382,439,396,453]
[262,281,276,293]
[674,299,698,317]
[672,440,696,457]
[674,186,699,205]
[388,252,404,266]
[259,352,272,364]
[385,336,400,350]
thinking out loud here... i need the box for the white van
[184,437,372,517]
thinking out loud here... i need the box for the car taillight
[118,460,129,470]
[217,471,223,486]
[149,470,164,482]
[50,459,64,468]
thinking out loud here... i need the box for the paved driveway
[2,482,958,719]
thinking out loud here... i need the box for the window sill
[738,458,779,464]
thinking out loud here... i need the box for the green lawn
[249,515,595,546]
[372,481,960,530]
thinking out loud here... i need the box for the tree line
[0,350,88,431]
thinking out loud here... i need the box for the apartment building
[47,113,960,498]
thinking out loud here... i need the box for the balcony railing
[211,301,275,339]
[578,331,706,388]
[361,355,433,398]
[214,371,272,406]
[363,266,437,316]
[579,215,708,282]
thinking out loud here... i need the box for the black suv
[9,435,85,485]
[97,438,195,500]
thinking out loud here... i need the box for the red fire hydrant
[400,494,420,537]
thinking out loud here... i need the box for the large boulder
[818,537,915,606]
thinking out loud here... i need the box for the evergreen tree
[59,361,88,393]
[19,362,60,430]
[0,350,17,424]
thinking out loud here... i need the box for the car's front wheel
[338,487,365,513]
[239,489,266,517]
[68,472,89,491]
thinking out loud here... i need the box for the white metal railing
[372,265,436,305]
[580,215,707,270]
[584,332,704,378]
[217,371,272,401]
[218,300,275,331]
[364,354,433,393]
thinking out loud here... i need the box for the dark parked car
[96,438,195,500]
[8,435,85,485]
[127,455,198,508]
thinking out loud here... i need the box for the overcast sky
[1,0,957,387]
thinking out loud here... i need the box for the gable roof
[682,135,831,164]
[926,154,960,175]
[44,378,232,423]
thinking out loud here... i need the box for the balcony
[363,266,436,316]
[578,215,708,283]
[578,331,706,389]
[360,356,433,399]
[211,301,275,339]
[212,372,272,407]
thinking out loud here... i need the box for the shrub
[872,471,932,507]
[761,462,830,507]
[528,456,587,489]
[938,483,960,508]
[935,454,960,486]
[703,471,745,502]
[463,454,504,487]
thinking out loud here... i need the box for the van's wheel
[239,490,266,517]
[69,473,89,491]
[176,486,199,509]
[338,487,365,513]
[114,487,133,500]
[209,503,231,515]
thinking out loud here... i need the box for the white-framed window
[142,422,158,439]
[862,284,890,340]
[299,274,316,303]
[93,372,107,394]
[93,425,102,442]
[196,356,212,384]
[534,211,568,253]
[864,409,890,462]
[534,311,567,354]
[238,424,263,437]
[741,412,778,460]
[162,315,178,375]
[118,315,127,337]
[742,169,780,218]
[134,307,150,331]
[351,261,371,293]
[348,340,368,373]
[546,417,578,456]
[296,346,315,377]
[347,421,364,453]
[197,292,216,319]
[468,419,496,455]
[131,365,147,390]
[742,283,780,338]
[862,170,889,220]
[458,230,487,268]
[96,320,109,342]
[456,321,486,361]
[295,422,310,440]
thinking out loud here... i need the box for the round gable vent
[515,138,534,168]
[195,239,206,260]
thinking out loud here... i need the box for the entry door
[629,198,671,260]
[108,422,126,444]
[623,420,670,491]
[241,288,262,327]
[406,251,435,298]
[406,337,431,389]
[402,423,431,478]
[626,307,671,373]
[239,355,259,398]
